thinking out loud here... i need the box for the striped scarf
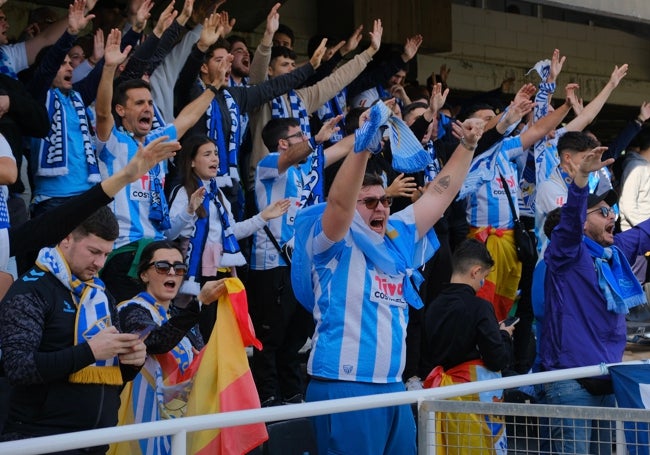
[36,246,122,385]
[203,83,241,188]
[271,89,311,137]
[423,140,442,183]
[316,88,347,143]
[148,163,171,230]
[152,102,166,131]
[0,47,16,79]
[0,187,8,229]
[37,88,100,183]
[297,145,325,208]
[182,179,244,296]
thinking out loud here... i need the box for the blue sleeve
[546,182,588,267]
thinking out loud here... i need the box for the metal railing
[0,360,648,454]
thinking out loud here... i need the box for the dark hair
[71,206,119,242]
[205,38,231,62]
[113,78,151,108]
[344,107,368,136]
[557,131,599,155]
[261,118,300,151]
[270,45,297,65]
[451,239,495,275]
[136,240,184,281]
[362,172,384,188]
[461,103,495,121]
[402,101,429,123]
[544,207,562,240]
[633,127,650,152]
[226,35,248,48]
[179,135,215,219]
[274,24,295,47]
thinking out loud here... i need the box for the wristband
[460,137,477,151]
[205,84,219,96]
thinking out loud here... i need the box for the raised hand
[429,82,450,114]
[265,2,281,37]
[309,38,328,70]
[260,198,291,221]
[566,146,612,186]
[154,1,178,38]
[177,0,194,26]
[402,34,423,61]
[514,83,536,104]
[104,29,131,67]
[90,28,105,63]
[123,136,181,182]
[188,187,206,215]
[639,101,650,122]
[198,13,222,51]
[368,19,383,55]
[341,24,363,56]
[324,40,346,61]
[68,0,94,36]
[314,114,344,144]
[386,173,418,198]
[218,10,235,37]
[439,64,451,85]
[609,64,628,88]
[452,118,485,147]
[564,82,581,113]
[210,53,233,88]
[133,0,154,33]
[548,48,566,83]
[502,98,534,129]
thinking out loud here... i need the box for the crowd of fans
[0,0,648,453]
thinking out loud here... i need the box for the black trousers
[248,267,313,402]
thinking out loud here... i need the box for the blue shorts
[306,379,416,455]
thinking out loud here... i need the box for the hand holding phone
[131,321,157,339]
[501,316,520,327]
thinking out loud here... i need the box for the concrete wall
[416,4,650,106]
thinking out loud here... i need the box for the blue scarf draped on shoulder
[583,236,645,314]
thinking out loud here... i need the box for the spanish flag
[110,278,267,455]
[187,277,268,454]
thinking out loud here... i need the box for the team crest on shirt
[370,272,406,308]
[342,364,354,375]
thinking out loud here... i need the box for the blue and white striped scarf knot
[271,89,311,138]
[37,89,100,183]
[354,101,431,173]
[36,246,122,384]
[583,236,646,314]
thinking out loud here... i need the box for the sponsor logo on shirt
[370,273,406,307]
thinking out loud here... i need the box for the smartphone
[131,322,157,339]
[501,316,520,327]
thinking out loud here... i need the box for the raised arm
[95,29,132,141]
[413,118,484,237]
[565,64,628,132]
[519,87,572,150]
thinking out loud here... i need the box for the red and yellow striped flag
[187,277,268,454]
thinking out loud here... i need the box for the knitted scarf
[0,187,8,229]
[148,163,171,230]
[36,246,122,385]
[37,88,100,183]
[354,101,431,173]
[182,179,244,296]
[298,145,325,208]
[203,84,241,188]
[271,89,311,137]
[423,140,442,183]
[583,236,646,314]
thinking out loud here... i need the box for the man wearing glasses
[541,141,650,454]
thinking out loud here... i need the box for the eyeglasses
[148,261,188,276]
[587,206,615,218]
[356,196,392,210]
[283,131,306,141]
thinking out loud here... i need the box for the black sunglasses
[356,196,392,210]
[587,206,615,218]
[148,261,188,276]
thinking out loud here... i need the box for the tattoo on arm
[432,175,450,194]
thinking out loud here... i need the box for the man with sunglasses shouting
[540,138,650,454]
[291,100,485,454]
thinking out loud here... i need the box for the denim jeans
[543,379,616,454]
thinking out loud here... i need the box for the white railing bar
[1,359,648,455]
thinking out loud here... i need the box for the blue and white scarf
[0,47,16,79]
[151,102,166,131]
[203,82,241,188]
[298,145,325,208]
[37,88,100,183]
[0,188,8,230]
[423,140,442,183]
[583,236,646,314]
[271,89,311,137]
[183,179,244,295]
[316,88,347,143]
[148,163,171,230]
[354,101,431,172]
[36,246,122,384]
